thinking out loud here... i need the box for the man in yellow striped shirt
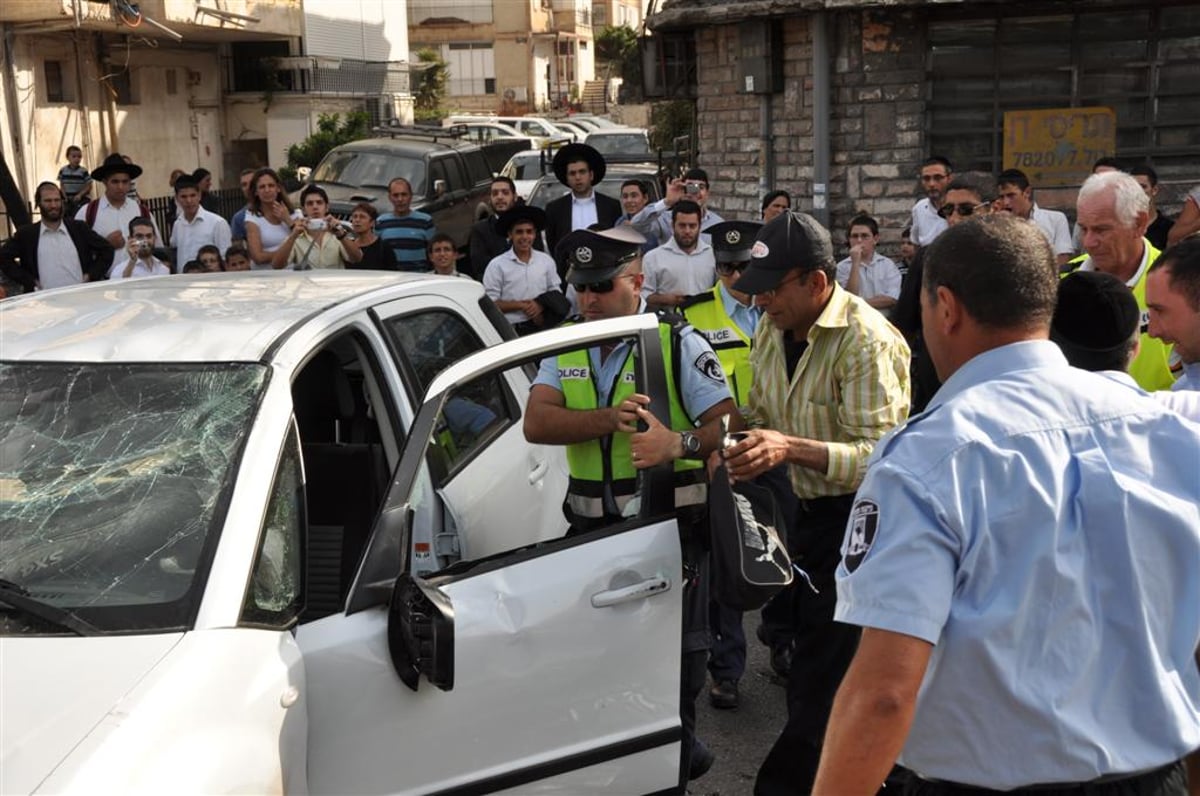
[723,211,910,796]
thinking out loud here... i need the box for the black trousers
[755,493,860,796]
[903,761,1187,796]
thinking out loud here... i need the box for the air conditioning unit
[505,86,528,103]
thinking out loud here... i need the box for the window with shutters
[927,4,1200,183]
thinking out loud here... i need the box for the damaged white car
[0,272,689,795]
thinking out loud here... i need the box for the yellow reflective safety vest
[1065,240,1176,391]
[682,285,754,407]
[556,320,705,522]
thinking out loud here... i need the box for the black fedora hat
[496,204,548,237]
[552,143,606,187]
[92,153,143,181]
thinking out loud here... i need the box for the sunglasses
[938,201,990,219]
[574,274,635,294]
[715,261,748,276]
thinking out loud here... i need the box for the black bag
[707,459,793,611]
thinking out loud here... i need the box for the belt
[915,760,1181,793]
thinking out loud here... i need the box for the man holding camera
[647,169,725,246]
[112,217,170,280]
[271,185,363,270]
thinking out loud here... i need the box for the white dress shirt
[571,193,599,232]
[835,252,903,302]
[75,195,161,269]
[483,248,561,324]
[172,206,233,267]
[37,223,84,290]
[910,197,948,247]
[1029,204,1074,257]
[641,236,716,299]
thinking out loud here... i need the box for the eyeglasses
[574,274,635,294]
[938,202,990,219]
[759,271,806,298]
[715,262,748,277]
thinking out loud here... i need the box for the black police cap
[708,220,763,264]
[555,226,646,284]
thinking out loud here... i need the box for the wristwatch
[680,431,702,460]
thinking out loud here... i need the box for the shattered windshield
[0,362,268,634]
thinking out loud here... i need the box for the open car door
[302,313,686,795]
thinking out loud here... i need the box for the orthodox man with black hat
[1052,269,1200,421]
[681,219,764,712]
[75,153,158,271]
[524,226,739,789]
[483,205,563,336]
[719,211,910,795]
[543,143,623,280]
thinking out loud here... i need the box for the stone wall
[693,10,930,256]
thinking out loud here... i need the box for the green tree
[413,48,449,123]
[595,25,642,101]
[282,111,371,181]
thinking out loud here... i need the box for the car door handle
[528,457,549,484]
[591,577,671,608]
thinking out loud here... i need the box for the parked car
[0,273,689,795]
[452,120,532,144]
[303,131,520,251]
[525,164,664,210]
[446,115,575,148]
[499,149,553,199]
[584,128,653,158]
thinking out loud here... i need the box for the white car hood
[0,634,182,795]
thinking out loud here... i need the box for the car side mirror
[387,571,455,692]
[434,179,447,197]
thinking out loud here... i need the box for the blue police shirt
[835,340,1200,788]
[717,282,761,340]
[533,308,731,421]
[1173,360,1200,392]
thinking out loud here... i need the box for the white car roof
[1,271,477,364]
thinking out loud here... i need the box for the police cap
[556,226,646,284]
[708,220,763,264]
[733,211,834,294]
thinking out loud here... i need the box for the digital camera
[307,218,327,231]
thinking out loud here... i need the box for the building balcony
[0,0,302,41]
[223,56,410,97]
[552,0,592,33]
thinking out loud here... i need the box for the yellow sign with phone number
[1002,107,1116,188]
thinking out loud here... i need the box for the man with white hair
[1070,170,1176,390]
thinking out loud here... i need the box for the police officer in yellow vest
[1070,170,1178,390]
[682,220,763,409]
[681,219,762,711]
[524,226,738,788]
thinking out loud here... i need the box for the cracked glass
[0,362,268,634]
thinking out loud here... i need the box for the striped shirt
[747,284,911,498]
[377,210,435,271]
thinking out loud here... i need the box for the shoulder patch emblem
[694,350,726,383]
[843,500,879,573]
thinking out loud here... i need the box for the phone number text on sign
[1002,107,1116,188]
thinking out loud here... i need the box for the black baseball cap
[732,211,834,294]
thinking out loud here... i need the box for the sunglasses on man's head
[938,201,990,219]
[715,261,749,276]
